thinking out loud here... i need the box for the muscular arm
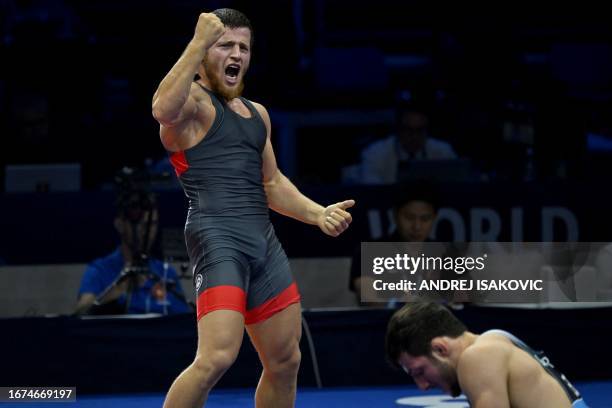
[458,345,511,408]
[152,13,224,127]
[254,103,354,237]
[263,161,326,225]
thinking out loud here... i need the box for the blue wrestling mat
[3,381,610,407]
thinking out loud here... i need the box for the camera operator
[75,170,191,315]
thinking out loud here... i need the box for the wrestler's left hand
[318,199,355,237]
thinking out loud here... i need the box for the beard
[202,57,245,101]
[432,358,462,397]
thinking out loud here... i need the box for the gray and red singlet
[169,83,300,324]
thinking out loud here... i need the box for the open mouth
[225,64,240,80]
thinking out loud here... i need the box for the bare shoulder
[458,341,512,407]
[250,101,271,128]
[250,100,268,115]
[160,83,215,152]
[458,339,511,380]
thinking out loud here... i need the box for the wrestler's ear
[430,337,450,358]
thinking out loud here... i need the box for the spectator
[349,184,439,305]
[75,172,191,315]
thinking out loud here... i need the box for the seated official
[360,95,457,185]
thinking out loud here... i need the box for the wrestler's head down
[386,302,466,397]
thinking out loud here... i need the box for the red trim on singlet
[197,285,246,321]
[245,282,301,325]
[169,150,189,177]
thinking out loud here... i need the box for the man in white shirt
[361,100,457,185]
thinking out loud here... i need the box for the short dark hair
[212,8,254,46]
[393,182,439,213]
[395,89,432,124]
[385,302,467,368]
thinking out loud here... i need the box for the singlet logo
[195,274,203,291]
[396,395,468,407]
[537,354,554,369]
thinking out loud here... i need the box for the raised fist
[194,12,225,49]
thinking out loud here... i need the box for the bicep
[167,93,199,127]
[153,84,200,128]
[160,92,211,151]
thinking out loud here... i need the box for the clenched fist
[318,199,355,237]
[194,12,225,49]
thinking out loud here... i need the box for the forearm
[264,171,324,225]
[152,39,207,124]
[75,293,96,315]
